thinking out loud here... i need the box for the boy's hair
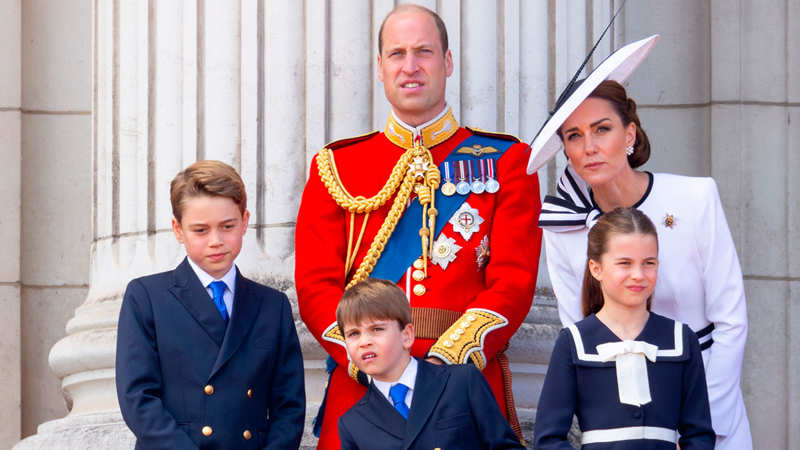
[337,278,412,332]
[170,160,247,222]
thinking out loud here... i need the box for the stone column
[709,1,800,447]
[16,0,93,447]
[0,0,21,447]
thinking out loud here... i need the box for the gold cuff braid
[427,309,508,370]
[322,322,345,346]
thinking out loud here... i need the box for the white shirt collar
[186,257,237,294]
[373,356,418,406]
[390,105,450,138]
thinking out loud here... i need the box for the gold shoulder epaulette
[324,130,380,150]
[465,126,520,143]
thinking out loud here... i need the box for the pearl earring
[625,145,634,156]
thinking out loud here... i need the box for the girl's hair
[581,207,658,317]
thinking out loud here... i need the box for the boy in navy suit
[116,160,305,449]
[336,278,523,450]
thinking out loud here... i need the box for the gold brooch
[663,213,676,229]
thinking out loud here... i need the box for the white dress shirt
[373,357,418,409]
[187,258,237,318]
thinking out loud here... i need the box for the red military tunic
[295,108,542,449]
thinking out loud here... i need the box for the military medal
[475,235,490,270]
[440,161,456,196]
[469,160,485,194]
[430,234,461,269]
[484,158,500,193]
[449,202,484,241]
[455,160,471,195]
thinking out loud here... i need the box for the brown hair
[558,79,651,168]
[170,160,247,222]
[582,207,658,317]
[337,278,412,333]
[378,4,449,55]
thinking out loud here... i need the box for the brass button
[443,340,453,348]
[204,385,214,395]
[413,284,426,296]
[202,426,213,436]
[413,258,424,270]
[243,429,252,440]
[412,269,425,281]
[247,388,253,399]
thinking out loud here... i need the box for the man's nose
[402,54,419,73]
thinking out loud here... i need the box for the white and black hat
[525,34,659,174]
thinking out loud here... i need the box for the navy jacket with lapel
[116,258,305,449]
[338,358,523,450]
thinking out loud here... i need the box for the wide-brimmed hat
[526,34,659,174]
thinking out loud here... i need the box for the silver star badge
[449,202,484,241]
[431,234,461,270]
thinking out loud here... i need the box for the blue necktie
[208,281,229,325]
[389,383,410,419]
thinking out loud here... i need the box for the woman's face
[560,97,637,187]
[589,232,658,312]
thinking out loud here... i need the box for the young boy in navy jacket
[116,160,305,449]
[336,278,523,450]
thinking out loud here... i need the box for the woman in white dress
[534,78,752,449]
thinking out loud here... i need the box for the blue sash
[370,134,514,283]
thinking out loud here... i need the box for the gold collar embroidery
[384,107,459,149]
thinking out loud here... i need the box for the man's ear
[444,49,453,77]
[588,259,602,282]
[377,54,384,82]
[171,217,185,243]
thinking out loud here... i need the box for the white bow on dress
[596,340,658,407]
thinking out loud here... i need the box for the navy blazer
[116,258,305,449]
[338,358,524,450]
[534,313,715,449]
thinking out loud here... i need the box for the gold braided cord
[345,211,370,275]
[318,141,440,290]
[346,167,417,289]
[317,148,413,214]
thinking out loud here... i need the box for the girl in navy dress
[534,208,715,449]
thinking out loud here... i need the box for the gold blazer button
[243,429,252,440]
[202,426,213,436]
[204,385,214,395]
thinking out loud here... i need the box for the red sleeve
[295,155,350,367]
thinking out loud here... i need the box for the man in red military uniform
[295,5,542,449]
